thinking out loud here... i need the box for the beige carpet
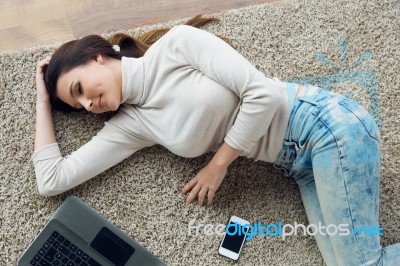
[1,0,399,265]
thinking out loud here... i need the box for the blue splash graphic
[288,38,381,128]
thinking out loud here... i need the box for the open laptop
[18,196,167,266]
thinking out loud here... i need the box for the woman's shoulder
[166,24,202,40]
[152,25,199,48]
[142,25,191,58]
[169,24,195,33]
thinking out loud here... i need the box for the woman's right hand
[35,58,50,104]
[34,58,57,150]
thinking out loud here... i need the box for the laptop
[18,196,167,266]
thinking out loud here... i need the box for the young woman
[34,16,399,265]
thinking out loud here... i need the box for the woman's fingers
[181,177,206,205]
[36,59,50,80]
[197,187,208,207]
[186,183,202,204]
[36,58,50,69]
[181,177,197,195]
[37,58,50,68]
[181,163,227,206]
[183,184,215,206]
[207,189,216,205]
[35,58,51,103]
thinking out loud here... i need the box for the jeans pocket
[337,97,381,142]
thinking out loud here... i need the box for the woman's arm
[33,117,153,196]
[33,60,154,196]
[35,59,56,150]
[181,142,242,206]
[170,25,284,153]
[173,25,285,206]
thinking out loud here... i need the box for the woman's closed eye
[77,82,83,95]
[73,83,84,109]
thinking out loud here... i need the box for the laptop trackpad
[90,227,135,266]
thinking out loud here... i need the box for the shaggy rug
[1,0,399,265]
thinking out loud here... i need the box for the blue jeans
[274,85,400,266]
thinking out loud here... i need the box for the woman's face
[56,55,122,113]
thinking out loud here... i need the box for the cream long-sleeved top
[32,25,292,196]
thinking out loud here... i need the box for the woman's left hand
[181,161,227,206]
[181,142,242,207]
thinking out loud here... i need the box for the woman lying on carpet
[33,15,399,265]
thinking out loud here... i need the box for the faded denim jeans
[274,85,400,266]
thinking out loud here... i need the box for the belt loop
[297,97,319,106]
[284,140,300,152]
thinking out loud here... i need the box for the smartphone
[218,215,250,260]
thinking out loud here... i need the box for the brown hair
[44,15,223,111]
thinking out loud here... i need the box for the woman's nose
[81,98,93,111]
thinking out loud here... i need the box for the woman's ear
[94,54,104,64]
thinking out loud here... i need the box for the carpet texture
[1,0,399,265]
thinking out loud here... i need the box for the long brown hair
[44,15,223,111]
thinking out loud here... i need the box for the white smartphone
[218,215,250,260]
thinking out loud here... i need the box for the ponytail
[107,15,221,58]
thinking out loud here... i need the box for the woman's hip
[274,85,381,175]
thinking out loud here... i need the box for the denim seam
[337,100,381,143]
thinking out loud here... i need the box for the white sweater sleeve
[32,111,154,196]
[170,25,285,152]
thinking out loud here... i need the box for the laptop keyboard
[29,231,102,266]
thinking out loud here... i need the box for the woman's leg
[307,95,400,265]
[312,132,382,265]
[278,86,400,265]
[284,89,400,265]
[295,168,338,265]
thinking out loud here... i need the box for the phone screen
[221,222,248,253]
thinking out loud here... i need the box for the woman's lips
[98,96,103,110]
